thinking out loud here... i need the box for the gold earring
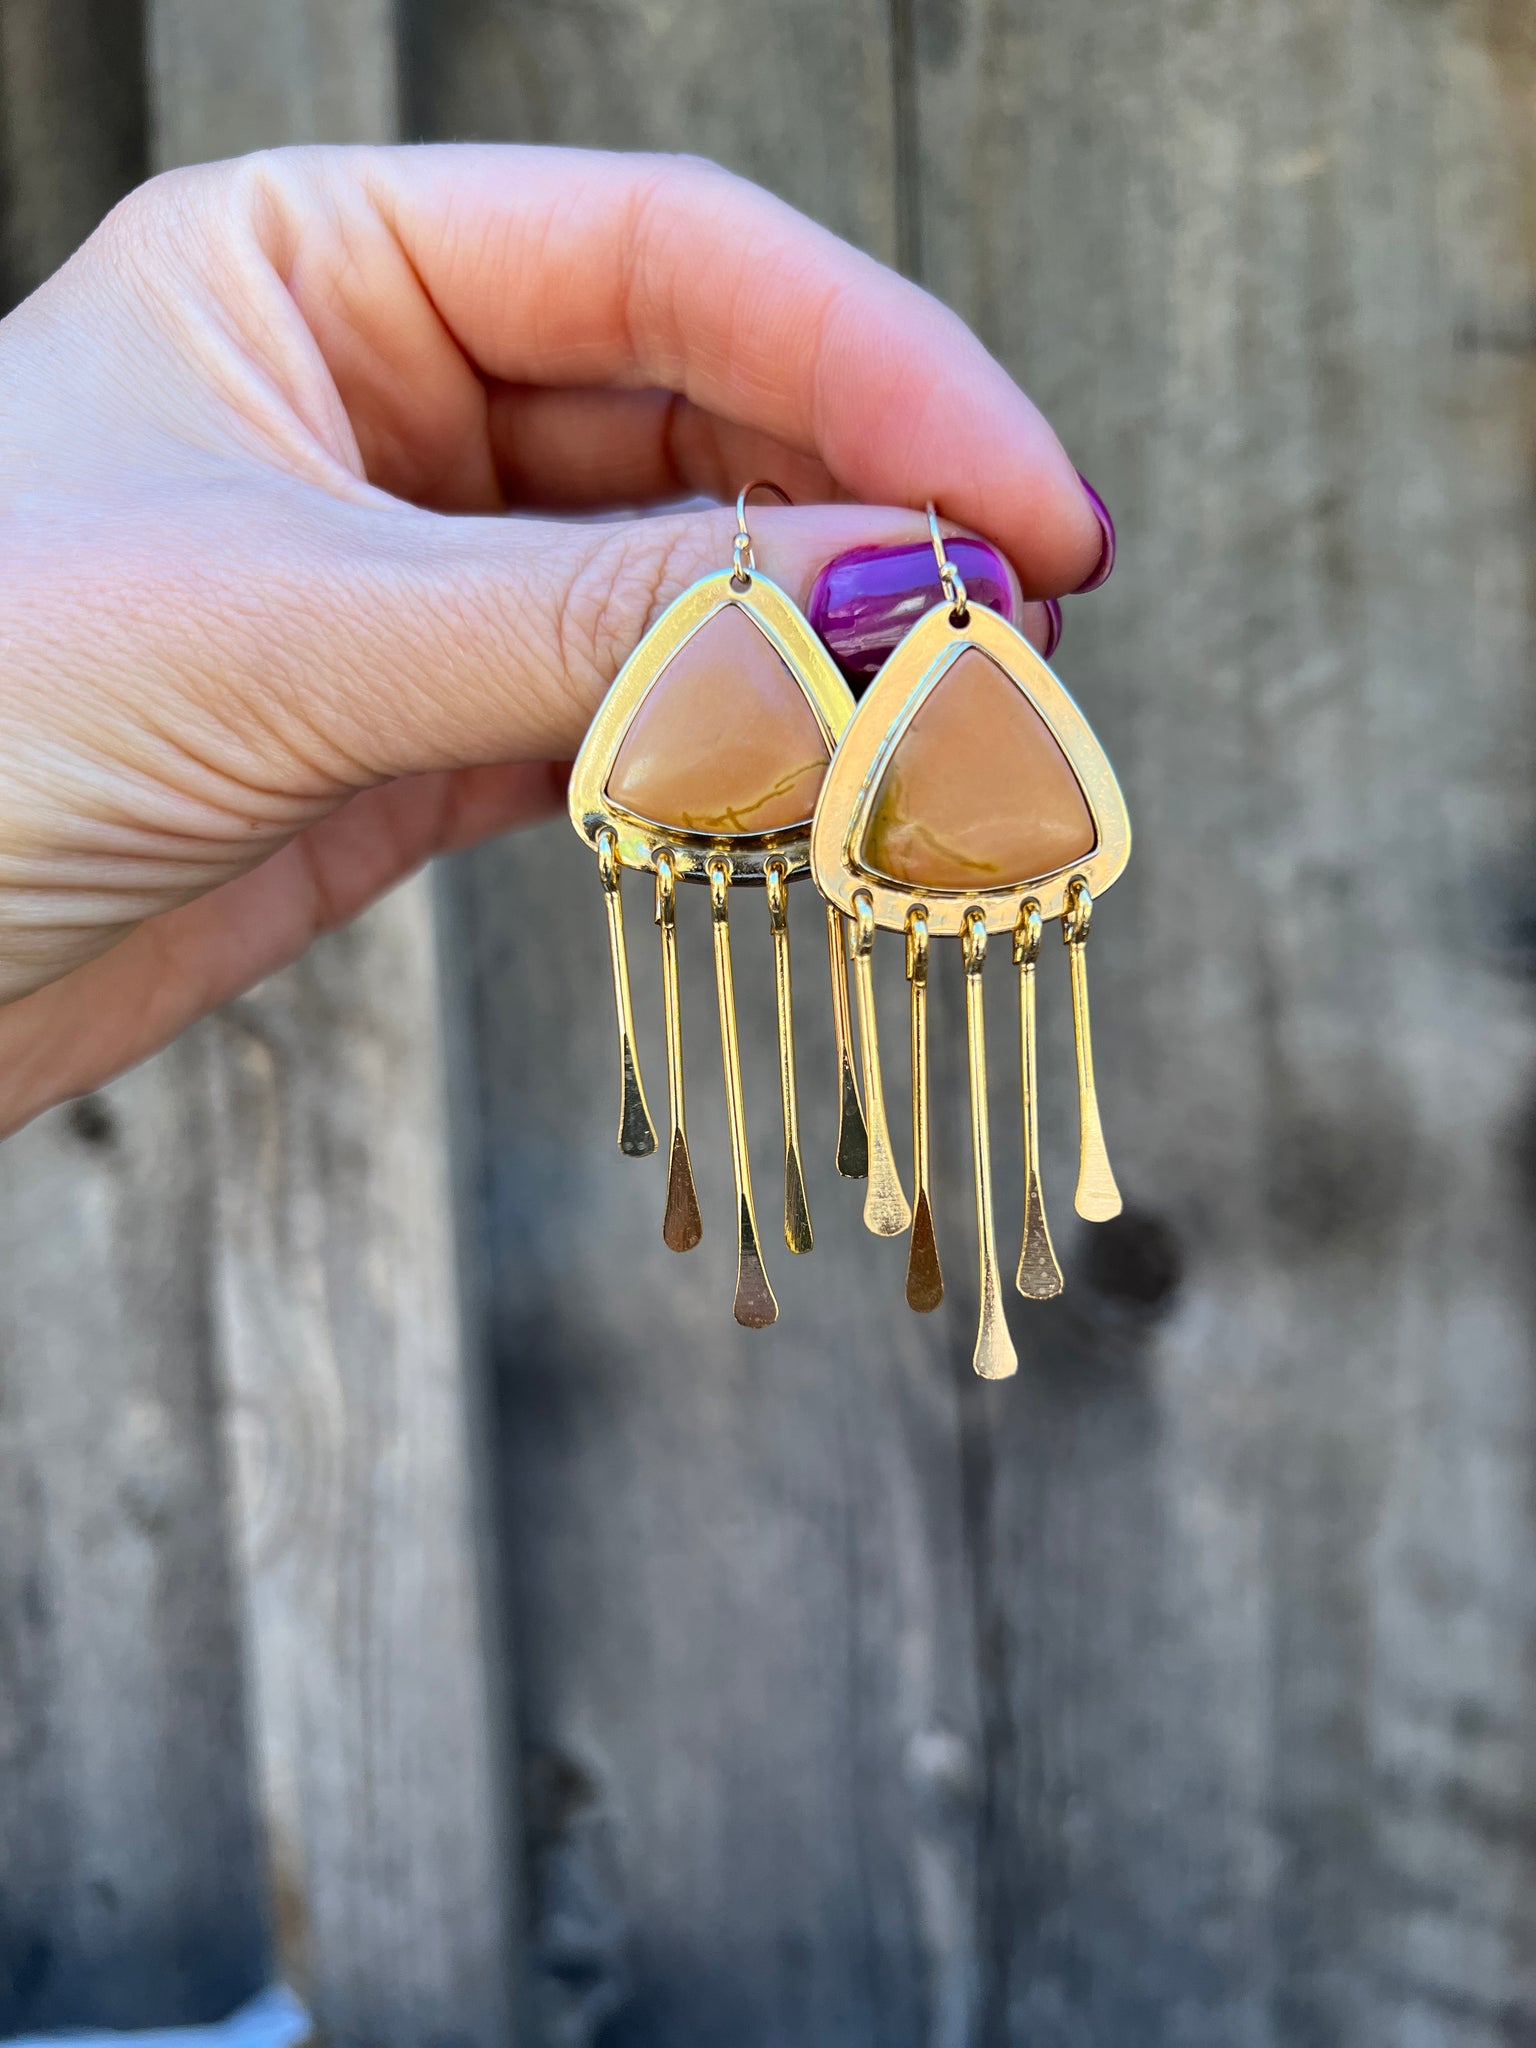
[568,483,866,1326]
[810,504,1130,1376]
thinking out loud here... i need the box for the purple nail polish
[809,537,1016,683]
[1072,473,1116,593]
[1041,596,1063,662]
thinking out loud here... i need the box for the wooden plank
[0,1055,268,2033]
[199,895,517,2047]
[910,0,1536,2039]
[426,6,996,2044]
[0,8,266,2030]
[436,2,1536,2043]
[402,0,899,255]
[147,0,396,168]
[146,7,520,2043]
[0,0,146,310]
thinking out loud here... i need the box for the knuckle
[561,512,737,679]
[90,163,242,303]
[92,169,199,276]
[91,148,325,286]
[557,514,736,694]
[624,149,734,197]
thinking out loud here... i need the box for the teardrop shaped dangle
[810,504,1131,1373]
[569,483,861,1325]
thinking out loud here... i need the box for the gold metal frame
[808,597,1130,932]
[569,569,858,885]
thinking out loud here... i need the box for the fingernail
[1041,596,1063,661]
[1072,473,1116,593]
[809,537,1016,682]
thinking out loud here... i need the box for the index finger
[271,144,1104,595]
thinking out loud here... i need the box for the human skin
[0,145,1102,1135]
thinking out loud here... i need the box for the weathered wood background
[2,1,1534,2044]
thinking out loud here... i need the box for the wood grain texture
[0,1057,267,2034]
[147,3,522,2042]
[913,0,1536,2039]
[147,0,396,167]
[0,0,146,310]
[431,0,1536,2043]
[201,896,518,2047]
[401,0,898,256]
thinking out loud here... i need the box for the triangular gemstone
[861,647,1096,889]
[605,604,831,834]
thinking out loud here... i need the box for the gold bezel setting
[808,598,1130,932]
[568,569,857,883]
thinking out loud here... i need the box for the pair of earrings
[567,484,1130,1376]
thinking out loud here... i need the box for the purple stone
[808,537,1016,685]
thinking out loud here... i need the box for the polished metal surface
[654,849,702,1252]
[1013,898,1063,1297]
[596,825,657,1158]
[850,891,911,1238]
[709,859,778,1327]
[1062,877,1122,1223]
[903,904,943,1311]
[961,910,1018,1380]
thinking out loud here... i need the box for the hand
[0,145,1103,1133]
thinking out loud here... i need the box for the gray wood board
[0,2,267,2028]
[437,0,1536,2043]
[148,1,523,2041]
[915,0,1536,2036]
[0,0,146,312]
[0,1052,268,2034]
[200,893,519,2048]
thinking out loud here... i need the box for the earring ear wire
[926,502,970,624]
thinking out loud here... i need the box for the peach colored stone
[605,605,830,834]
[862,647,1096,889]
